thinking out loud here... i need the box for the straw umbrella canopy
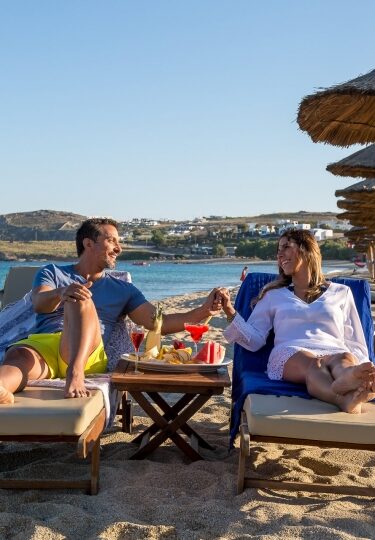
[335,180,375,242]
[345,226,371,240]
[336,211,375,228]
[327,144,375,177]
[297,68,375,146]
[344,226,375,279]
[335,178,375,198]
[336,197,375,211]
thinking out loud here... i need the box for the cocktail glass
[184,322,209,357]
[128,322,145,373]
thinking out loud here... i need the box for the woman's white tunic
[224,282,369,369]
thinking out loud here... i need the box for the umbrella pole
[367,244,375,282]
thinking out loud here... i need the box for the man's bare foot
[0,384,14,404]
[64,373,91,399]
[336,386,375,414]
[331,362,375,394]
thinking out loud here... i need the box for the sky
[1,1,375,221]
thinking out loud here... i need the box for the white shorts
[266,346,348,381]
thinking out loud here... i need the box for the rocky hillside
[0,210,87,241]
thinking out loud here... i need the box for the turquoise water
[0,260,349,301]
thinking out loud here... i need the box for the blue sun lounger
[232,272,375,496]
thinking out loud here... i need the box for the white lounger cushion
[244,394,375,445]
[0,387,104,436]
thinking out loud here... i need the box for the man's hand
[216,288,235,318]
[61,281,93,303]
[201,288,224,318]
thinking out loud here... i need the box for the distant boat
[132,261,150,266]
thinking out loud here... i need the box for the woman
[221,229,375,413]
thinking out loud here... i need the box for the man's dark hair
[75,218,119,256]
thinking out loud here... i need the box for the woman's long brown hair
[254,229,327,305]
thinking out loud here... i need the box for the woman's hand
[217,288,236,319]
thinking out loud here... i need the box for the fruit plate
[121,354,232,373]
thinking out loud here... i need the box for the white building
[318,219,352,231]
[311,228,333,241]
[259,225,275,236]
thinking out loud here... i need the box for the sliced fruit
[193,341,226,364]
[144,303,163,353]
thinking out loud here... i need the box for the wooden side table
[111,359,231,461]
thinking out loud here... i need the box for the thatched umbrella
[297,68,375,146]
[335,178,375,197]
[327,144,375,177]
[344,226,375,279]
[337,197,375,211]
[335,179,375,269]
[337,211,375,228]
[345,226,374,245]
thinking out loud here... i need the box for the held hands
[216,287,236,319]
[203,288,224,316]
[60,281,93,304]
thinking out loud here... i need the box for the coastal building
[317,219,352,231]
[311,228,333,241]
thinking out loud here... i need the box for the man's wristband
[226,312,236,323]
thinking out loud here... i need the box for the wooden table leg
[131,393,192,443]
[121,392,133,434]
[150,392,215,450]
[129,392,213,460]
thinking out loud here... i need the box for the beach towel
[28,374,120,428]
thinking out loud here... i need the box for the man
[0,218,221,403]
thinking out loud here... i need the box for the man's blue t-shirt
[32,264,147,346]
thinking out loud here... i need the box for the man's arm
[128,288,222,334]
[32,282,93,313]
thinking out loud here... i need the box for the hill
[0,210,87,241]
[0,209,340,242]
[206,211,338,225]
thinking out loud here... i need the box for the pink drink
[131,331,144,351]
[184,324,209,342]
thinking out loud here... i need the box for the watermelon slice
[193,341,226,364]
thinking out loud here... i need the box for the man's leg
[0,346,50,404]
[59,297,102,398]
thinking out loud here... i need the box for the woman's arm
[221,288,274,352]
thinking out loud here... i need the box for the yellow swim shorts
[13,332,108,379]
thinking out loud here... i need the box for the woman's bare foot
[336,386,375,414]
[64,372,91,399]
[0,384,14,404]
[331,362,375,394]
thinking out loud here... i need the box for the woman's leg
[0,346,50,404]
[283,351,375,413]
[326,353,375,394]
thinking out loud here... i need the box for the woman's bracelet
[226,312,236,323]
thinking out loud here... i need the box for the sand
[1,280,375,539]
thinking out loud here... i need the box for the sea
[0,260,352,301]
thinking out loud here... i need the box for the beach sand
[1,281,375,539]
